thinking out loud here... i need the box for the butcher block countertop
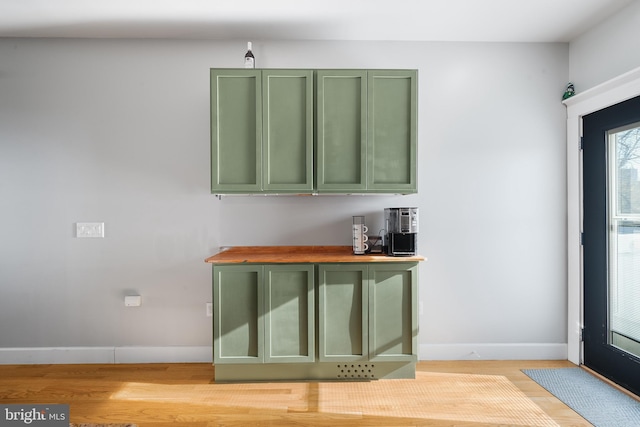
[205,246,425,264]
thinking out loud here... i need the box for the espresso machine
[385,207,418,256]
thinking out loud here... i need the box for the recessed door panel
[368,70,417,192]
[264,265,315,363]
[318,264,368,361]
[213,265,263,364]
[368,263,417,361]
[211,69,262,192]
[263,70,313,191]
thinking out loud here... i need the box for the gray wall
[0,38,569,362]
[569,0,640,91]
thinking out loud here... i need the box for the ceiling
[0,0,635,42]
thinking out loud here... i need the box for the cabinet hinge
[580,232,584,246]
[580,137,584,150]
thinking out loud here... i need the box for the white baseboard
[115,346,212,363]
[0,344,566,364]
[419,343,568,361]
[0,346,212,365]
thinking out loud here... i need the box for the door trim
[565,66,640,364]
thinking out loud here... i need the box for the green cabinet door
[319,262,418,363]
[318,264,369,361]
[264,264,315,363]
[213,264,315,365]
[316,70,417,194]
[211,69,313,194]
[262,70,314,192]
[213,265,264,364]
[210,69,262,193]
[316,70,368,192]
[367,70,418,193]
[368,263,418,362]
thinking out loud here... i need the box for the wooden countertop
[204,246,425,264]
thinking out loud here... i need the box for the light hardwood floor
[0,360,592,426]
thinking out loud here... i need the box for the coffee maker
[385,207,418,256]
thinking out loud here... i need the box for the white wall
[0,38,569,363]
[569,0,640,91]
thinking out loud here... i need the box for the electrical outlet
[76,222,104,238]
[206,303,213,317]
[125,295,141,307]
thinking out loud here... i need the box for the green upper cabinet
[211,69,262,193]
[262,70,314,192]
[367,70,417,193]
[210,69,313,193]
[316,70,368,192]
[316,69,417,194]
[211,68,417,194]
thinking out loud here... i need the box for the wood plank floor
[0,360,592,426]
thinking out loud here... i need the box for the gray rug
[523,368,640,427]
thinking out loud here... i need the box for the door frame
[565,66,640,364]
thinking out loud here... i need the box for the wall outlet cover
[124,295,142,307]
[76,222,105,238]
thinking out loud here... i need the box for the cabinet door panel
[263,70,313,192]
[368,263,417,361]
[264,265,315,363]
[367,70,417,193]
[211,69,262,193]
[213,265,263,364]
[318,264,368,361]
[316,70,367,191]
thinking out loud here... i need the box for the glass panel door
[609,123,640,358]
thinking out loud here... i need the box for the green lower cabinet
[213,264,314,365]
[264,265,315,363]
[318,263,418,363]
[213,265,263,364]
[213,262,418,380]
[368,263,418,362]
[318,264,369,361]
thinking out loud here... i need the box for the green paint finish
[368,263,418,362]
[318,264,368,361]
[210,70,262,192]
[212,261,419,381]
[262,70,314,192]
[211,68,417,194]
[316,70,417,194]
[213,265,264,364]
[214,361,416,382]
[211,69,313,193]
[264,265,315,363]
[367,71,417,192]
[316,70,367,191]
